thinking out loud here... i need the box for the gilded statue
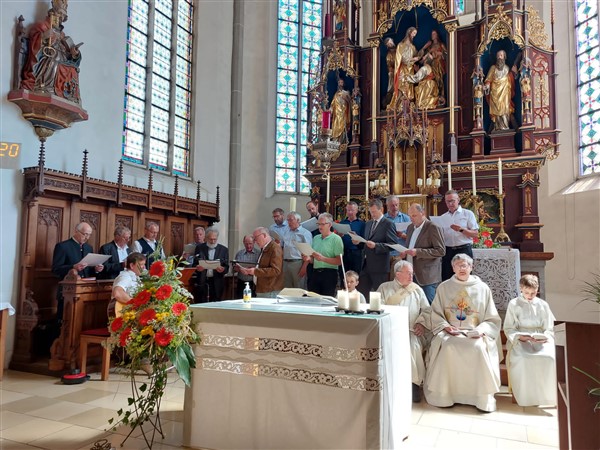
[382,37,396,109]
[334,0,346,31]
[418,30,447,102]
[330,78,352,144]
[483,50,515,132]
[403,53,438,110]
[390,27,419,109]
[20,0,83,104]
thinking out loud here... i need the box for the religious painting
[458,189,500,224]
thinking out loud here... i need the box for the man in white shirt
[440,190,479,281]
[131,221,166,268]
[99,226,132,279]
[282,212,312,289]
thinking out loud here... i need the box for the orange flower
[155,285,173,301]
[149,261,166,277]
[155,328,174,347]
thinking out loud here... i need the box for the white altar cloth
[184,299,411,450]
[473,248,521,311]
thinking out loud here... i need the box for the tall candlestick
[447,162,452,190]
[365,169,369,200]
[326,173,331,204]
[423,145,427,181]
[346,172,351,201]
[471,161,477,195]
[498,158,503,193]
[289,196,296,213]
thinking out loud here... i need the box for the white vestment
[503,295,557,406]
[377,280,430,384]
[424,275,502,411]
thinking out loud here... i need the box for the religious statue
[20,0,83,104]
[402,53,438,110]
[351,85,361,137]
[483,50,515,132]
[519,58,533,121]
[472,65,485,129]
[390,27,419,109]
[382,37,396,109]
[334,0,346,31]
[330,78,352,145]
[418,30,447,103]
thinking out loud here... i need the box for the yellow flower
[123,311,136,322]
[148,287,157,294]
[141,326,155,336]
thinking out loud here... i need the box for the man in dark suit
[193,227,229,302]
[52,222,104,320]
[98,225,132,279]
[353,199,398,296]
[401,203,446,304]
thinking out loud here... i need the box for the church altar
[184,299,411,449]
[473,248,521,311]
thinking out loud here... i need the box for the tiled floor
[0,369,558,449]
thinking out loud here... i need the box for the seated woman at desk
[504,274,557,407]
[108,252,146,317]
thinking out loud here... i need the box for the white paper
[183,243,197,254]
[385,243,409,253]
[79,253,111,266]
[293,242,314,257]
[301,217,318,232]
[197,260,222,270]
[348,231,367,243]
[430,215,452,228]
[269,229,283,242]
[332,222,352,235]
[395,222,410,233]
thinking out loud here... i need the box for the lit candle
[326,173,331,204]
[365,169,369,200]
[349,292,360,312]
[337,290,349,309]
[369,292,382,311]
[289,196,296,213]
[498,158,503,193]
[447,162,452,190]
[471,161,477,195]
[417,178,423,186]
[346,172,351,201]
[434,178,441,187]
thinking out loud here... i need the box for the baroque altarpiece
[304,0,559,256]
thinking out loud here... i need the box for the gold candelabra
[369,174,390,197]
[495,192,510,242]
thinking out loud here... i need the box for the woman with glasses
[303,213,344,296]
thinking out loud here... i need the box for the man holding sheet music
[233,235,259,298]
[282,212,312,289]
[352,199,398,296]
[193,227,229,302]
[438,190,479,281]
[237,227,283,298]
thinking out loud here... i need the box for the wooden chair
[79,328,111,381]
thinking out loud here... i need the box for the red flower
[172,302,187,316]
[133,290,152,307]
[119,327,132,346]
[481,231,491,238]
[155,328,174,347]
[155,285,173,301]
[473,237,480,244]
[139,308,157,326]
[484,239,494,248]
[149,261,166,277]
[111,317,124,333]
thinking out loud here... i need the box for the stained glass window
[123,0,194,177]
[575,0,600,175]
[455,0,465,15]
[276,0,322,193]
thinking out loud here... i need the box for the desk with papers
[184,299,411,449]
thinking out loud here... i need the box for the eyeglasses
[78,230,92,237]
[317,222,330,226]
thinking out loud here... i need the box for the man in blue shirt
[339,201,365,274]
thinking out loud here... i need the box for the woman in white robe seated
[377,260,430,402]
[424,253,502,412]
[504,274,557,407]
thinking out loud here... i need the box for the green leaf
[182,342,197,369]
[166,345,192,386]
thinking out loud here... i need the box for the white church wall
[538,0,600,323]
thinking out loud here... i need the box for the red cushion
[81,328,110,337]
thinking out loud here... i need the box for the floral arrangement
[472,221,501,249]
[106,254,199,448]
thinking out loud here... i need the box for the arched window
[122,0,194,177]
[275,0,322,193]
[575,0,600,175]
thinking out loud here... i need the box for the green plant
[573,365,600,412]
[581,272,600,305]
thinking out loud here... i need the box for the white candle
[434,178,441,187]
[471,161,477,195]
[447,163,452,190]
[417,178,423,186]
[369,292,382,311]
[374,179,380,187]
[349,292,360,311]
[423,145,427,181]
[365,169,369,199]
[326,173,331,204]
[498,158,503,193]
[337,290,349,309]
[346,172,351,201]
[426,177,432,186]
[289,196,296,213]
[381,179,387,186]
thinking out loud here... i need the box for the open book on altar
[276,288,338,305]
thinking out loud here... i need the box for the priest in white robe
[504,274,557,406]
[424,253,502,412]
[377,260,430,402]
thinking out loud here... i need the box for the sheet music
[331,223,352,235]
[348,231,367,243]
[395,222,410,232]
[197,260,222,270]
[430,215,452,228]
[301,217,318,232]
[293,242,314,256]
[79,253,111,266]
[386,243,409,253]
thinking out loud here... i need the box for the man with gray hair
[238,227,283,297]
[132,221,165,268]
[282,211,312,289]
[99,225,132,279]
[193,227,229,302]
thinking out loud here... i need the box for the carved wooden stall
[304,0,557,292]
[11,149,219,374]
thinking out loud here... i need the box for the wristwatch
[459,228,464,233]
